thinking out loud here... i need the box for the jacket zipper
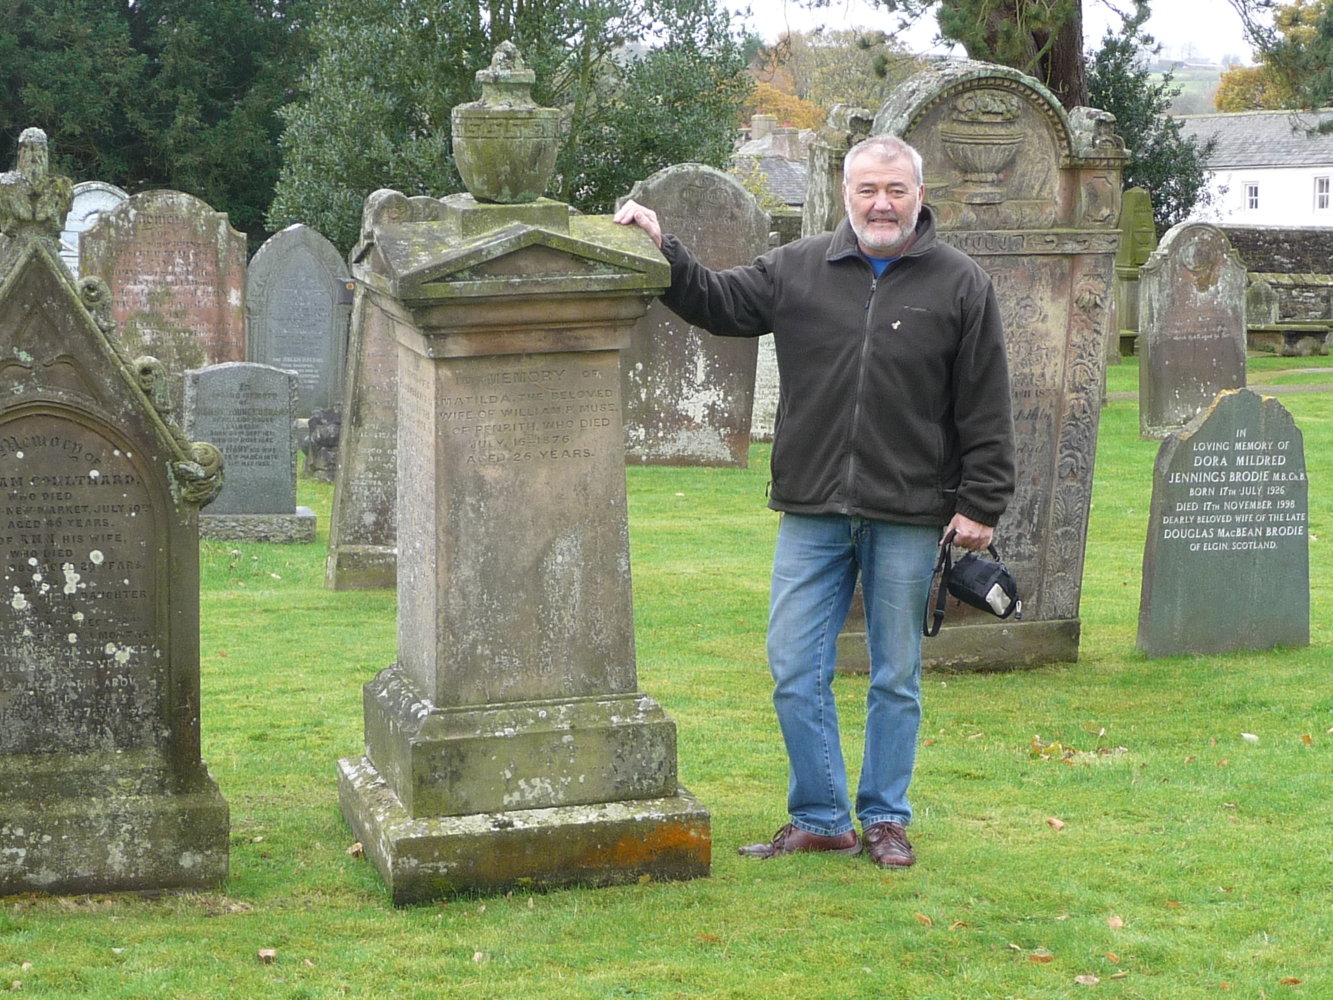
[842,268,879,513]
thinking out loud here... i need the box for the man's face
[842,151,924,257]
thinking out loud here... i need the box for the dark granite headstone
[80,189,247,379]
[1138,388,1308,657]
[58,180,128,279]
[0,134,228,894]
[1138,222,1248,438]
[618,165,769,466]
[183,362,315,542]
[247,223,353,419]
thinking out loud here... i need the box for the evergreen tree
[1085,3,1215,233]
[268,0,751,251]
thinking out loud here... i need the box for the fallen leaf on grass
[1074,975,1100,986]
[1047,817,1066,831]
[1216,758,1230,767]
[1164,900,1183,908]
[1302,733,1313,746]
[948,921,968,931]
[345,842,364,858]
[914,913,933,926]
[1280,977,1302,986]
[1106,952,1120,963]
[1110,972,1128,980]
[472,952,490,964]
[1107,914,1124,930]
[1029,949,1055,963]
[257,949,277,965]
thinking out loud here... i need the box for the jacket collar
[826,203,939,263]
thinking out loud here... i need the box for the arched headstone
[619,165,769,466]
[247,224,353,419]
[839,61,1127,671]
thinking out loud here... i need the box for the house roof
[733,155,808,206]
[1177,109,1333,169]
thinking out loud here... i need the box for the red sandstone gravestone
[80,189,247,378]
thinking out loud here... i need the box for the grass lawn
[1,356,1330,999]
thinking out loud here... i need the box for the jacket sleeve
[950,279,1016,527]
[657,234,774,338]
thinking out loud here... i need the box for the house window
[1245,182,1260,211]
[1317,176,1330,211]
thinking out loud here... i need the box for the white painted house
[1178,109,1333,227]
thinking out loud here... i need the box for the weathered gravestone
[1112,186,1157,359]
[323,259,400,590]
[301,403,342,482]
[1138,388,1308,657]
[836,61,1126,671]
[0,130,229,895]
[801,104,873,240]
[337,44,710,902]
[247,224,354,419]
[1138,222,1248,439]
[80,189,247,380]
[750,335,779,441]
[618,165,769,466]
[183,362,315,543]
[58,180,128,279]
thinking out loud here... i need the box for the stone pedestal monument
[0,130,229,895]
[836,62,1126,671]
[337,44,710,903]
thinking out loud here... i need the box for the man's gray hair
[843,135,923,187]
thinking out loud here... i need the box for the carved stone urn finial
[450,42,561,204]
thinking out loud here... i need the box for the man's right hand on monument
[612,199,663,249]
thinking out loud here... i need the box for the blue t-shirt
[865,253,898,277]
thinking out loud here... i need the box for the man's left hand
[945,513,993,551]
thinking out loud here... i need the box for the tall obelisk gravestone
[337,44,710,903]
[0,129,229,894]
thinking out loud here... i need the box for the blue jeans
[766,513,939,837]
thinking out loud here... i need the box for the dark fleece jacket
[658,205,1015,527]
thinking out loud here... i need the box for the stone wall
[1221,225,1333,323]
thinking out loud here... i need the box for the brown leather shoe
[863,821,915,868]
[738,823,862,859]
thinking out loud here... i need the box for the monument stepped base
[338,756,711,905]
[838,618,1081,675]
[0,753,229,895]
[200,507,317,544]
[325,545,396,590]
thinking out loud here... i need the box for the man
[614,135,1015,868]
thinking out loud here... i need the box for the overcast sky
[732,0,1261,65]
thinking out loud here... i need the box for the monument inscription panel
[0,412,160,754]
[1138,389,1308,656]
